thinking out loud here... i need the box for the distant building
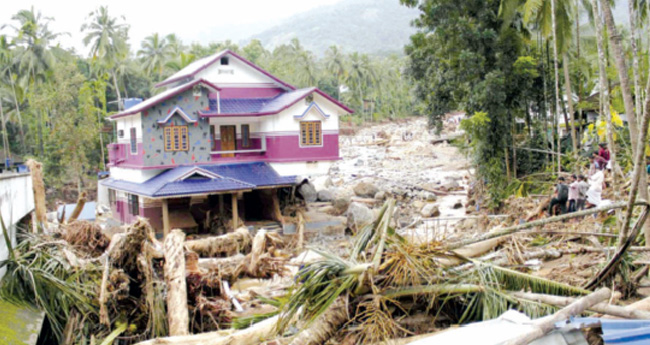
[100,50,353,236]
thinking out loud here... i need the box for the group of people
[548,143,611,216]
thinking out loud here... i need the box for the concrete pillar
[162,198,170,238]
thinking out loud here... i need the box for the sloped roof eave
[154,49,296,91]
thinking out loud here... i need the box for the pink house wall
[265,134,339,162]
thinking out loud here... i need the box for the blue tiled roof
[219,88,316,115]
[102,162,296,198]
[220,98,270,114]
[203,162,296,187]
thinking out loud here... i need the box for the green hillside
[248,0,419,56]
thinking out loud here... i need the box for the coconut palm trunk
[112,69,122,111]
[9,72,26,153]
[628,0,642,122]
[599,0,650,243]
[590,0,619,184]
[551,0,562,173]
[562,54,577,159]
[0,100,10,162]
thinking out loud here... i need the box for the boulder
[421,203,440,218]
[374,191,387,201]
[332,193,352,214]
[312,176,333,191]
[453,200,463,209]
[347,202,374,229]
[317,189,335,202]
[354,181,379,198]
[298,182,318,203]
[441,179,460,191]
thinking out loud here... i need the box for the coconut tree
[81,6,129,110]
[11,7,60,155]
[138,33,173,81]
[325,46,347,100]
[598,0,650,245]
[0,35,26,152]
[165,52,196,73]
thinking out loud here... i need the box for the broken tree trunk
[510,291,650,319]
[185,227,252,257]
[135,315,279,345]
[504,288,611,345]
[449,201,637,250]
[288,298,348,345]
[197,254,246,279]
[437,237,504,267]
[25,159,46,230]
[164,229,190,336]
[67,191,87,222]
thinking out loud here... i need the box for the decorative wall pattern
[141,88,212,167]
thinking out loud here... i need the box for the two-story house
[100,50,352,236]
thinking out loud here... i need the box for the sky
[0,0,343,56]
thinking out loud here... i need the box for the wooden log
[437,237,504,267]
[164,229,189,336]
[25,159,46,230]
[510,291,650,319]
[98,256,111,326]
[67,191,87,223]
[448,201,639,250]
[134,315,278,345]
[198,254,246,278]
[288,298,348,345]
[503,288,611,345]
[185,227,252,257]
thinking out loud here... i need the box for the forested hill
[248,0,419,56]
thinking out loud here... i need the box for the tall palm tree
[138,33,172,81]
[628,0,642,122]
[0,35,26,152]
[598,0,650,243]
[165,52,196,73]
[589,0,618,182]
[325,46,347,100]
[11,7,60,155]
[81,6,129,110]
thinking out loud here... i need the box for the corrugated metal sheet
[569,318,650,345]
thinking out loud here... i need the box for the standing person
[586,167,605,208]
[548,177,569,216]
[568,174,579,213]
[598,143,611,170]
[576,175,589,211]
[592,152,607,171]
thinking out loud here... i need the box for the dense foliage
[0,6,421,191]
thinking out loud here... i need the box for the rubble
[5,119,650,345]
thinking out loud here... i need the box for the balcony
[210,134,267,159]
[108,143,127,165]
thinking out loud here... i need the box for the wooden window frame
[130,127,137,154]
[300,121,322,147]
[128,194,139,216]
[164,126,189,151]
[241,124,251,148]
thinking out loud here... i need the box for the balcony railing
[210,134,267,155]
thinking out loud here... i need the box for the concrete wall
[0,173,34,279]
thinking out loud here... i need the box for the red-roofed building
[101,50,352,236]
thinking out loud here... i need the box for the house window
[108,189,116,206]
[128,194,139,216]
[300,121,322,146]
[220,57,229,65]
[164,126,189,151]
[305,94,314,105]
[241,124,250,148]
[130,128,137,153]
[118,129,124,138]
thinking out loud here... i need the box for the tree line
[0,6,421,190]
[402,0,650,210]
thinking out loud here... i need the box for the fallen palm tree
[185,227,252,257]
